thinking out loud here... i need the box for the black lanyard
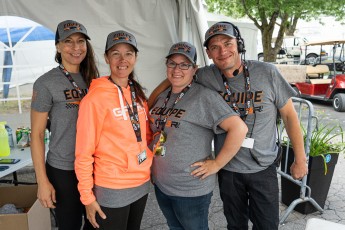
[221,61,251,121]
[109,77,142,143]
[155,81,192,131]
[59,64,85,98]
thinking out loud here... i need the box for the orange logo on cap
[64,22,82,31]
[172,43,191,53]
[113,32,132,42]
[208,24,227,35]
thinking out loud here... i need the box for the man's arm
[148,79,170,109]
[279,98,308,180]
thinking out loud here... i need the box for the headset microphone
[233,69,239,76]
[233,63,242,76]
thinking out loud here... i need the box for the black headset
[219,21,246,53]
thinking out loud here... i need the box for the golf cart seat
[306,65,329,79]
[308,78,332,84]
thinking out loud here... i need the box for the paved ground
[1,88,345,229]
[1,156,344,230]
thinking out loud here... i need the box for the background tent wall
[0,0,209,100]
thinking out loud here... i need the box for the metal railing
[278,97,323,224]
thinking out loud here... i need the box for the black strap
[59,64,85,98]
[109,77,142,142]
[221,61,251,121]
[155,81,192,131]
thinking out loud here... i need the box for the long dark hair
[55,40,99,87]
[129,71,147,106]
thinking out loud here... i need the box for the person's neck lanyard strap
[109,78,142,143]
[156,81,192,131]
[221,62,251,121]
[59,64,85,98]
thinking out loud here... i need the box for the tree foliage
[205,0,345,62]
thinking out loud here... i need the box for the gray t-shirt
[31,67,87,170]
[150,83,238,197]
[197,60,296,173]
[94,181,150,208]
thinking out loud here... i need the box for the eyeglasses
[166,61,193,70]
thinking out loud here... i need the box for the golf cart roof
[305,40,345,46]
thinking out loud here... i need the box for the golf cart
[292,40,345,112]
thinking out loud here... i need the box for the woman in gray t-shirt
[30,20,99,229]
[149,42,247,230]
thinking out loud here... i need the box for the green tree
[206,0,345,62]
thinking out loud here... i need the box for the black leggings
[96,194,148,230]
[46,163,94,230]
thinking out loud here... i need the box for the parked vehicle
[258,48,296,64]
[258,36,326,63]
[292,40,345,112]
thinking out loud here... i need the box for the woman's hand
[191,159,221,180]
[37,180,56,208]
[85,201,107,228]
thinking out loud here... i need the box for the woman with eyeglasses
[75,30,153,230]
[149,42,248,230]
[30,20,99,229]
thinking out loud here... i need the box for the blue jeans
[218,165,279,230]
[154,185,212,230]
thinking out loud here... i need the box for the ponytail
[129,72,147,106]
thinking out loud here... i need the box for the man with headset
[149,21,308,229]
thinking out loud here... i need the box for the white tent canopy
[0,0,210,99]
[0,16,56,99]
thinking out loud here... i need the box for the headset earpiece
[232,24,245,53]
[222,21,246,53]
[237,38,245,53]
[213,21,246,53]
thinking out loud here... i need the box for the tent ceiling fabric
[0,0,210,94]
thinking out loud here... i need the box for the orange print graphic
[64,22,81,31]
[68,101,80,105]
[172,43,191,53]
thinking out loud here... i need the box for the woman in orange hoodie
[75,30,153,230]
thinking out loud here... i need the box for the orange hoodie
[75,76,153,205]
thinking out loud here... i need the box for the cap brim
[106,41,138,52]
[203,33,236,47]
[58,31,90,42]
[166,52,195,64]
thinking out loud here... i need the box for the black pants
[46,163,94,230]
[96,194,148,230]
[218,165,279,230]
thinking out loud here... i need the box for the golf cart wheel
[333,93,345,112]
[306,53,318,65]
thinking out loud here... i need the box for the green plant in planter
[302,123,345,175]
[282,122,345,175]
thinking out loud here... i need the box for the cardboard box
[0,185,51,230]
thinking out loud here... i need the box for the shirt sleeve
[75,97,101,205]
[31,78,53,112]
[271,65,296,109]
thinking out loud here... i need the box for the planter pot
[280,145,339,214]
